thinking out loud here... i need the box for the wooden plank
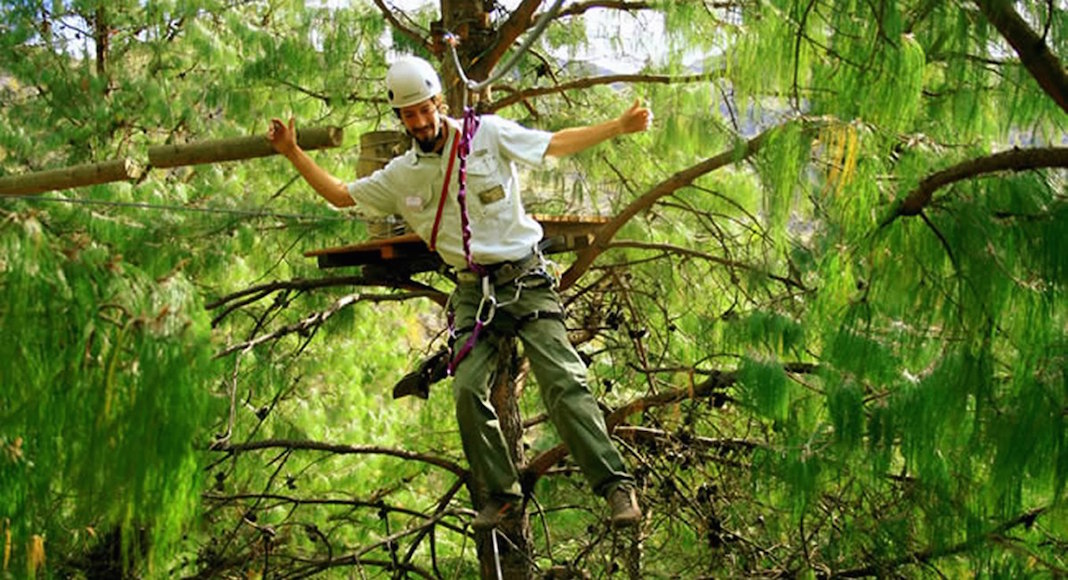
[0,158,142,196]
[148,126,343,169]
[304,216,606,272]
[304,233,424,257]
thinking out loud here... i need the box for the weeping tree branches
[835,506,1054,577]
[559,125,776,290]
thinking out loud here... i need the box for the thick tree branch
[486,72,721,112]
[974,0,1068,114]
[372,0,431,54]
[559,125,777,290]
[883,146,1068,226]
[213,439,468,478]
[478,0,543,80]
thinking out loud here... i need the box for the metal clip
[475,275,497,325]
[495,279,526,309]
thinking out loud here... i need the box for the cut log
[0,158,142,196]
[148,126,343,169]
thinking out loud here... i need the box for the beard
[411,124,443,153]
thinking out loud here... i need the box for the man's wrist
[282,143,303,160]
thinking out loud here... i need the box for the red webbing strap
[428,126,459,251]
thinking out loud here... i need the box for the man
[268,55,652,530]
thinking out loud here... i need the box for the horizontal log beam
[148,126,343,168]
[0,159,142,196]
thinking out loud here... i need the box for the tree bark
[885,146,1068,225]
[147,126,342,168]
[0,158,142,196]
[438,1,537,577]
[440,0,495,113]
[475,336,533,580]
[974,0,1068,114]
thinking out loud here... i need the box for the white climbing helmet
[386,56,442,108]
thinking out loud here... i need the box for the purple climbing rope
[447,106,489,376]
[456,107,484,276]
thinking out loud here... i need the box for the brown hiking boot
[606,485,641,528]
[472,496,517,531]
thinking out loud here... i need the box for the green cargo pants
[450,271,633,500]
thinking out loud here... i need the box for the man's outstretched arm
[545,99,653,158]
[268,117,354,208]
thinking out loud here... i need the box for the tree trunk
[475,335,533,580]
[439,2,534,576]
[440,0,494,114]
[93,4,110,98]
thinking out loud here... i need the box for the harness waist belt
[456,250,542,285]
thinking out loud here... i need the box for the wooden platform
[305,215,607,275]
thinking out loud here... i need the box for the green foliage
[1,0,1065,577]
[0,212,219,575]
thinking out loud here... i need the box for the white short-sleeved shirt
[348,115,551,269]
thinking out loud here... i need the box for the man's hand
[617,99,653,135]
[266,116,353,208]
[267,117,298,156]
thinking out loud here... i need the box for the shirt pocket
[465,149,509,220]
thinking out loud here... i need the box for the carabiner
[475,275,497,325]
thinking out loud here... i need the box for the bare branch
[614,425,766,454]
[883,146,1068,226]
[836,506,1050,577]
[554,1,655,19]
[486,72,721,112]
[213,439,468,477]
[206,275,446,315]
[213,293,360,358]
[974,0,1068,114]
[372,0,431,54]
[524,363,817,478]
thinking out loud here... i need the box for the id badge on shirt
[477,185,506,205]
